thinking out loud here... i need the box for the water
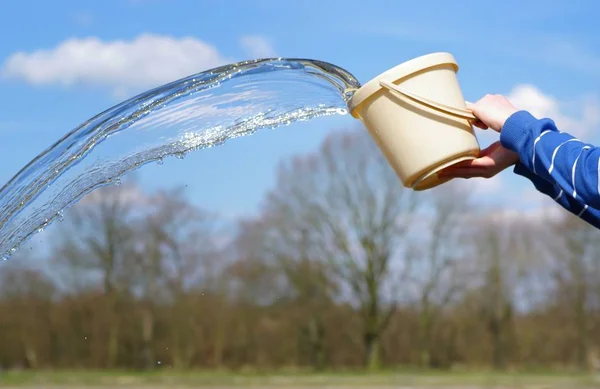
[0,58,361,260]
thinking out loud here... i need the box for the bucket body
[348,52,480,191]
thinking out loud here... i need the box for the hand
[438,141,519,180]
[467,94,519,132]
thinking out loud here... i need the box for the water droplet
[175,153,185,160]
[10,248,16,253]
[57,211,65,223]
[115,178,122,186]
[157,158,164,165]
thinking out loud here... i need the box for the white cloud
[239,35,278,59]
[507,84,600,138]
[1,34,231,97]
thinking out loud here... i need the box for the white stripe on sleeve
[572,145,591,199]
[549,138,581,174]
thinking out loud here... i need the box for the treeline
[1,129,600,372]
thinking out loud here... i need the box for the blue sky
[1,0,600,230]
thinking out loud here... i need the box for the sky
[1,0,600,243]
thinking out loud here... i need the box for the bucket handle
[379,80,476,120]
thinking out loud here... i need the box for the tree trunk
[365,333,381,371]
[213,321,224,367]
[141,308,154,370]
[171,302,194,370]
[488,303,512,370]
[307,317,326,371]
[418,305,432,368]
[575,285,588,370]
[489,319,503,370]
[23,341,38,369]
[107,320,119,368]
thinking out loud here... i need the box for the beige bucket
[347,52,480,191]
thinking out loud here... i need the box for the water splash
[0,58,361,259]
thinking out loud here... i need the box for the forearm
[501,111,600,209]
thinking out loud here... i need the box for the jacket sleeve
[512,161,600,229]
[501,110,600,211]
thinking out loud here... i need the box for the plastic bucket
[347,52,480,191]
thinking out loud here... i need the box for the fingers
[443,158,492,170]
[472,119,489,129]
[438,167,490,179]
[436,140,508,181]
[466,156,496,167]
[438,164,486,178]
[444,146,499,169]
[438,155,497,180]
[466,101,488,129]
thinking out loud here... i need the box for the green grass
[1,369,599,387]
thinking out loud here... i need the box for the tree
[140,187,221,369]
[411,182,473,368]
[52,181,141,367]
[0,259,57,369]
[469,210,535,370]
[549,211,600,370]
[234,215,339,370]
[256,128,419,370]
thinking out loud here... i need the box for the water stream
[0,58,361,260]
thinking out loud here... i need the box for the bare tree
[52,182,140,368]
[234,215,338,370]
[549,212,600,370]
[257,128,419,370]
[0,260,57,369]
[469,210,535,370]
[410,182,473,367]
[140,187,221,369]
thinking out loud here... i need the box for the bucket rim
[348,52,458,117]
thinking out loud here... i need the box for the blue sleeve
[500,110,600,226]
[512,162,600,229]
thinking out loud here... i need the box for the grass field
[1,370,600,388]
